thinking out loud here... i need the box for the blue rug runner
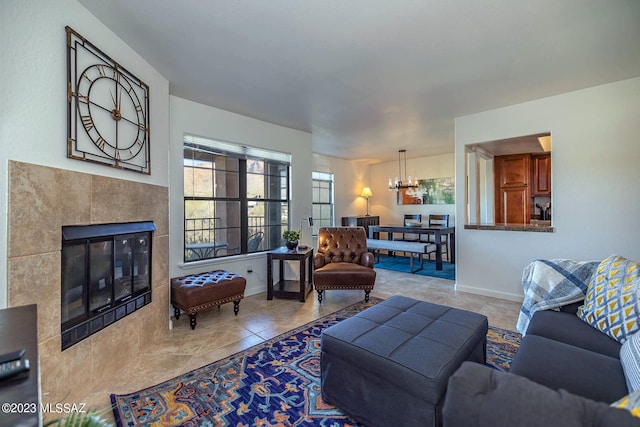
[374,253,455,280]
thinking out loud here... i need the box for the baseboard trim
[245,283,265,297]
[455,283,523,303]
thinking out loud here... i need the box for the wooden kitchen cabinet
[498,187,530,224]
[532,154,551,195]
[494,154,530,224]
[497,154,530,187]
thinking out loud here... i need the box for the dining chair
[425,214,449,260]
[393,214,422,256]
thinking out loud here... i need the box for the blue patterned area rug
[486,326,522,372]
[374,254,456,280]
[111,298,519,427]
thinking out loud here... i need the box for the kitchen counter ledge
[464,223,554,233]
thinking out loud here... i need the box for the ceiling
[470,133,550,157]
[78,0,640,163]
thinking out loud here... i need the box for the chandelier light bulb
[388,149,419,191]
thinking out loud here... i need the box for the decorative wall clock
[66,26,151,174]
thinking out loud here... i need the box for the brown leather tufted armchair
[313,227,376,303]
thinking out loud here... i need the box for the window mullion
[240,159,248,253]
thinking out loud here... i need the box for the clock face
[67,27,150,174]
[76,64,146,162]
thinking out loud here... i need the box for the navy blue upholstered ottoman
[321,295,488,427]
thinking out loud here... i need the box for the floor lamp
[361,187,373,216]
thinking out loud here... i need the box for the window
[311,171,334,235]
[183,135,291,262]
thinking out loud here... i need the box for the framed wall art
[397,177,455,205]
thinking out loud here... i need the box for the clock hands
[110,71,122,122]
[77,65,146,156]
[109,89,121,121]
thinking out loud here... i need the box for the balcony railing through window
[184,215,270,261]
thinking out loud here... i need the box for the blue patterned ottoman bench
[320,295,488,427]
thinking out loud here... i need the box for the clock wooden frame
[66,26,151,175]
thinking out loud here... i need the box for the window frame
[183,137,291,262]
[311,171,335,235]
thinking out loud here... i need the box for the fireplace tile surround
[7,160,169,406]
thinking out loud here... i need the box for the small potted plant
[283,229,301,250]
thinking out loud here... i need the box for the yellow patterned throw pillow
[612,389,640,417]
[577,255,640,343]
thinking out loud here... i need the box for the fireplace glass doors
[114,234,151,302]
[61,221,155,350]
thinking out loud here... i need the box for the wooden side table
[267,247,314,302]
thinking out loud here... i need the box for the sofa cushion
[443,362,640,427]
[526,309,621,359]
[510,334,628,403]
[622,331,640,392]
[577,255,640,343]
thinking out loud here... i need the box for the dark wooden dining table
[368,224,455,271]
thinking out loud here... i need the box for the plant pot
[286,240,298,250]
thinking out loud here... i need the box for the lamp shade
[361,187,373,198]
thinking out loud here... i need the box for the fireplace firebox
[61,221,155,350]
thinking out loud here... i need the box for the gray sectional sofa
[442,302,640,426]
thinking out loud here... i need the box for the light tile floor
[78,268,522,424]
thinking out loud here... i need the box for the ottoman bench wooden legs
[171,270,246,329]
[320,295,488,427]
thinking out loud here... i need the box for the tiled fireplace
[7,160,169,406]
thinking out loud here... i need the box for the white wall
[169,96,313,296]
[369,153,456,225]
[312,153,371,220]
[0,0,170,308]
[455,77,640,301]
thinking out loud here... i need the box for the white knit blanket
[516,259,599,335]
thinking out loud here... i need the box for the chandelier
[388,149,419,191]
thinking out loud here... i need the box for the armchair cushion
[312,262,376,287]
[314,227,374,268]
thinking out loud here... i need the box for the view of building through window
[183,136,291,262]
[312,171,334,235]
